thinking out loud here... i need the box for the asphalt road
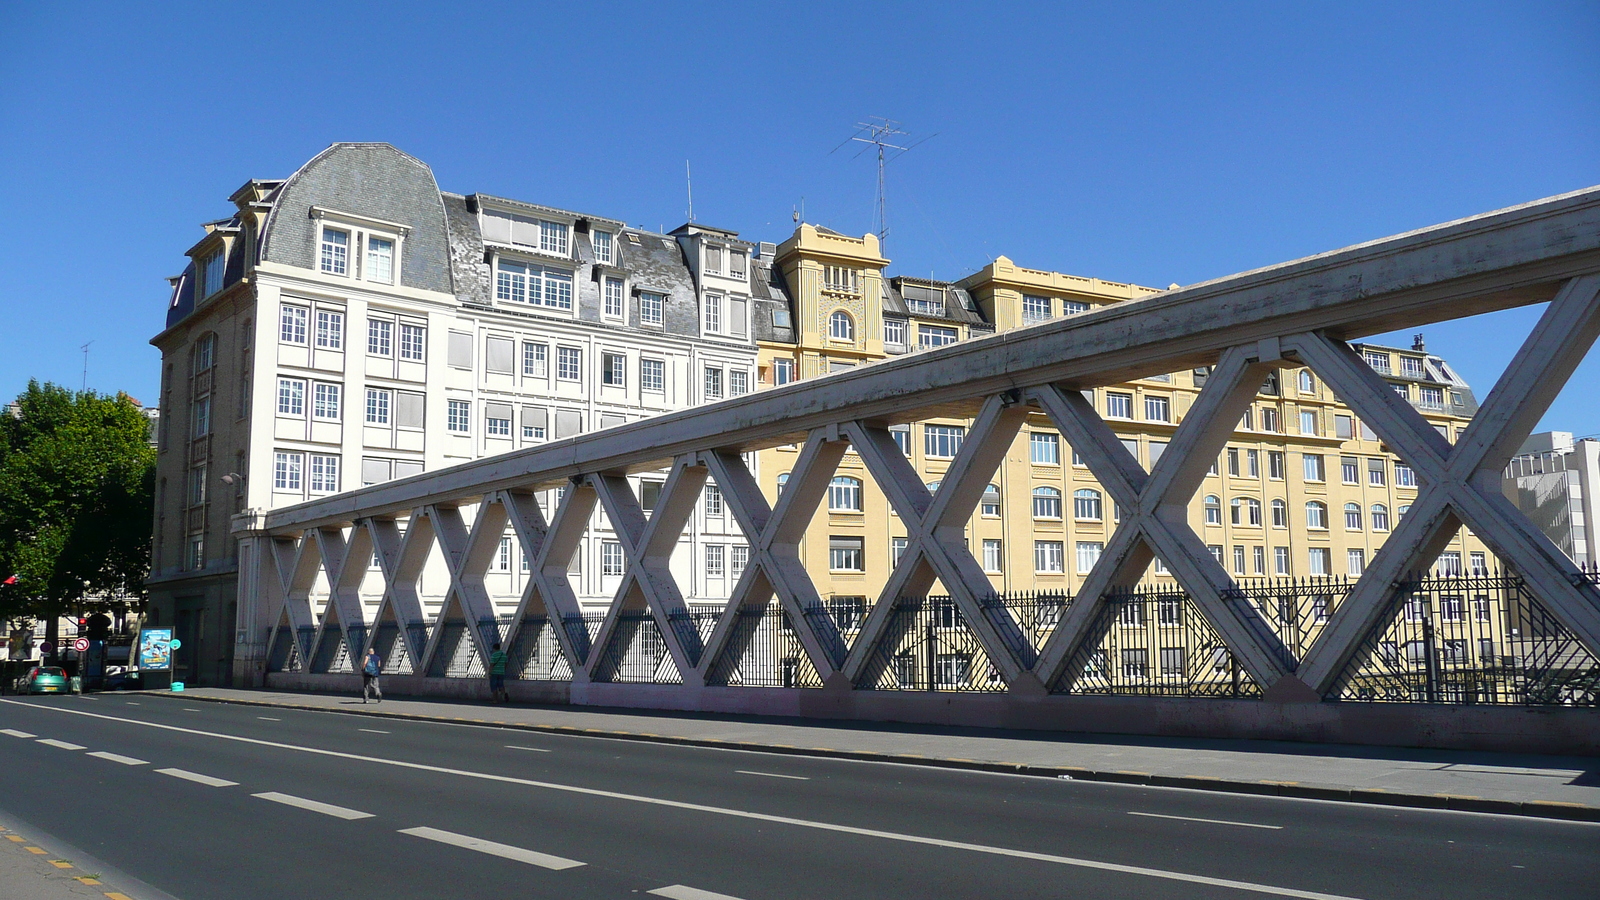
[0,694,1595,900]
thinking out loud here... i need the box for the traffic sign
[169,639,182,650]
[73,638,89,652]
[40,642,53,655]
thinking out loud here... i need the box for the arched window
[926,480,942,495]
[1032,486,1062,519]
[1073,488,1103,521]
[1244,497,1262,526]
[1230,497,1243,525]
[1344,502,1363,530]
[829,310,855,341]
[1298,369,1316,393]
[1271,498,1288,528]
[1397,503,1411,519]
[1370,503,1390,531]
[1306,501,1328,529]
[1203,495,1221,525]
[981,484,1001,517]
[828,476,862,511]
[776,472,789,494]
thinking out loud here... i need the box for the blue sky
[1,2,1596,436]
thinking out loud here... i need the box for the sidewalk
[0,819,149,900]
[170,688,1600,822]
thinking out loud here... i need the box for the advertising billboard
[138,628,173,671]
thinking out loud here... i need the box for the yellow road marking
[105,893,136,900]
[25,846,46,854]
[50,859,73,868]
[77,877,102,885]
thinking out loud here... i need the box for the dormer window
[366,236,394,284]
[593,230,614,264]
[705,245,722,274]
[540,220,569,255]
[320,227,349,275]
[199,249,226,299]
[730,251,746,279]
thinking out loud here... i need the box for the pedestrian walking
[362,648,383,703]
[488,641,509,703]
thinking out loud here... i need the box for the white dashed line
[157,768,238,787]
[0,729,35,738]
[650,885,748,900]
[37,739,86,750]
[87,751,149,766]
[258,717,281,721]
[124,701,141,705]
[735,770,809,781]
[182,708,201,712]
[399,827,585,870]
[505,745,551,752]
[359,729,390,734]
[252,792,374,820]
[1128,811,1283,830]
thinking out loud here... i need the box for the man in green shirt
[488,641,509,703]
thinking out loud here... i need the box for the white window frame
[640,358,665,393]
[557,347,582,382]
[280,304,308,345]
[447,399,471,434]
[399,323,426,361]
[314,309,343,349]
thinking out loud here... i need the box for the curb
[151,692,1600,824]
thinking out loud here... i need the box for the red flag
[2,575,16,586]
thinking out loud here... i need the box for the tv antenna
[685,160,695,223]
[832,118,937,250]
[80,341,93,392]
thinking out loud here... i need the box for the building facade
[1503,432,1600,568]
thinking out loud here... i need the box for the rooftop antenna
[80,341,92,392]
[832,118,937,250]
[686,160,695,223]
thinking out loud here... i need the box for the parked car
[101,670,142,691]
[19,666,69,694]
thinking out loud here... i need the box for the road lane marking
[182,708,201,712]
[37,739,86,750]
[124,702,140,706]
[1,729,36,738]
[506,745,550,752]
[252,792,374,820]
[156,768,238,787]
[7,700,1373,900]
[398,827,584,870]
[87,751,149,766]
[359,728,391,734]
[25,846,46,854]
[1128,811,1283,830]
[257,716,281,721]
[736,770,810,781]
[650,886,747,900]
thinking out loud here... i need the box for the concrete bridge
[235,186,1600,753]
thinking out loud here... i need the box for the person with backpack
[488,641,509,703]
[362,648,383,703]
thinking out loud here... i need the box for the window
[280,304,308,344]
[731,545,749,578]
[198,248,226,298]
[1023,294,1051,323]
[1418,385,1444,410]
[447,400,470,433]
[1030,432,1060,464]
[1067,541,1099,574]
[309,454,339,493]
[398,323,425,361]
[1106,392,1132,418]
[1247,449,1260,478]
[557,347,582,381]
[829,311,855,341]
[822,265,860,293]
[486,412,510,436]
[367,319,393,357]
[639,291,664,325]
[319,227,349,275]
[982,539,1003,573]
[1401,356,1425,378]
[523,342,547,377]
[1470,551,1487,576]
[1240,407,1254,430]
[1300,410,1318,436]
[1344,502,1363,530]
[1368,458,1387,486]
[1208,545,1224,564]
[884,318,906,346]
[1250,407,1274,433]
[1436,551,1462,577]
[1363,350,1391,373]
[730,370,749,396]
[1121,649,1149,679]
[892,537,909,566]
[640,358,664,393]
[1272,498,1288,528]
[1303,453,1325,481]
[704,367,723,400]
[1063,300,1089,315]
[1232,545,1247,574]
[366,236,394,283]
[1306,501,1328,529]
[703,245,722,274]
[1308,547,1330,576]
[1204,495,1222,525]
[705,544,725,577]
[1244,497,1262,526]
[187,465,207,506]
[494,259,573,309]
[1145,395,1170,422]
[919,324,957,348]
[1395,463,1417,487]
[981,484,1001,517]
[273,451,303,491]
[277,378,304,416]
[1370,504,1390,531]
[924,424,965,458]
[1228,448,1240,476]
[771,357,796,385]
[829,536,864,572]
[593,231,613,265]
[315,310,343,349]
[1160,647,1186,678]
[594,277,624,319]
[1032,486,1063,519]
[602,353,626,387]
[1298,370,1316,394]
[312,383,340,420]
[602,541,624,576]
[829,476,863,512]
[1348,549,1365,576]
[1337,456,1358,485]
[540,220,569,254]
[365,388,390,424]
[640,481,662,513]
[1073,489,1103,521]
[704,295,722,333]
[703,485,723,517]
[1275,546,1290,575]
[1035,541,1065,573]
[1268,450,1285,479]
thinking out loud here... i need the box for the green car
[20,666,68,694]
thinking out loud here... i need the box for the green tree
[0,381,156,647]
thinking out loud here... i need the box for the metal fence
[857,595,1069,692]
[1052,586,1260,697]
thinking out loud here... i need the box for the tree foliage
[0,381,156,623]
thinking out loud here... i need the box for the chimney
[1412,333,1426,352]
